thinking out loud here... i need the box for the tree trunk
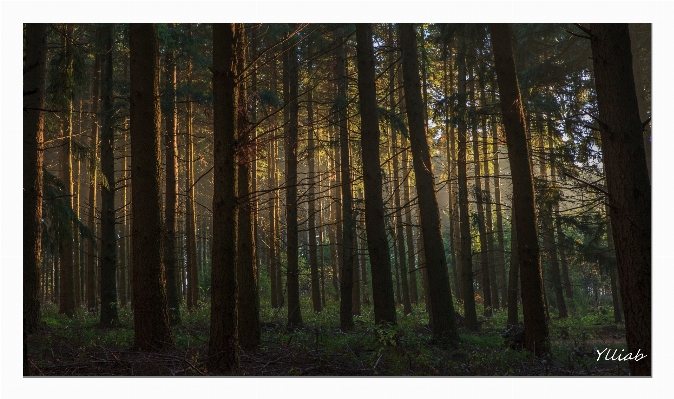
[471,74,492,317]
[628,24,651,181]
[268,136,279,308]
[236,24,261,350]
[443,46,460,300]
[328,139,340,301]
[129,23,174,351]
[185,26,199,310]
[58,24,76,318]
[399,24,458,342]
[590,23,651,375]
[456,42,478,331]
[490,23,549,355]
[355,23,397,325]
[164,23,181,325]
[397,64,419,306]
[481,86,499,310]
[250,26,261,290]
[540,122,567,318]
[209,23,239,374]
[119,144,127,308]
[335,27,354,329]
[307,63,322,313]
[401,142,419,306]
[492,122,508,308]
[99,23,119,327]
[285,30,302,327]
[268,59,279,309]
[385,24,412,315]
[24,23,47,333]
[86,33,101,313]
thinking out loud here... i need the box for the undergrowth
[26,297,629,376]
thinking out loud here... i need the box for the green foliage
[257,89,282,109]
[41,169,95,252]
[46,26,88,111]
[70,138,110,189]
[377,106,408,137]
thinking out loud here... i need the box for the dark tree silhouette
[399,23,458,343]
[24,23,48,333]
[490,23,549,354]
[209,23,240,374]
[590,23,651,376]
[129,23,174,351]
[355,23,397,326]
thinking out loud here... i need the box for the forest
[22,22,651,377]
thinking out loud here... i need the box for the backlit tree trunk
[492,121,508,308]
[185,26,199,310]
[86,32,101,313]
[24,22,47,333]
[164,23,181,325]
[307,54,322,313]
[59,24,76,318]
[471,75,492,317]
[482,86,499,310]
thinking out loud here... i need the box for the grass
[25,296,629,376]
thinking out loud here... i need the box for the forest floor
[25,299,630,376]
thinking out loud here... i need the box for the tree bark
[24,23,47,333]
[590,23,651,375]
[490,23,549,354]
[164,23,181,325]
[119,144,128,308]
[86,31,101,313]
[628,24,651,181]
[129,23,174,351]
[471,74,492,317]
[58,24,76,318]
[236,24,261,350]
[185,25,199,310]
[99,23,119,327]
[492,122,508,308]
[538,123,567,318]
[385,24,412,315]
[285,29,302,327]
[399,24,458,342]
[209,23,239,374]
[481,86,499,310]
[268,58,279,309]
[268,136,279,308]
[335,27,354,329]
[307,52,322,313]
[355,23,397,325]
[456,42,478,331]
